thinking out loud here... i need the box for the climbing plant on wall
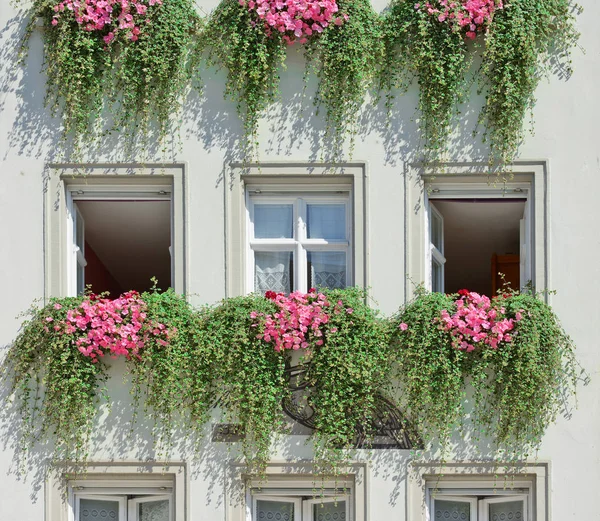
[381,0,580,165]
[2,286,580,474]
[18,0,202,154]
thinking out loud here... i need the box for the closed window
[247,194,351,294]
[251,495,349,521]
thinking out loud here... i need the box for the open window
[247,193,351,294]
[428,486,529,521]
[45,166,186,299]
[426,190,530,296]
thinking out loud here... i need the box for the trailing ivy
[304,0,384,158]
[469,292,579,457]
[381,0,470,162]
[2,287,580,474]
[390,290,467,448]
[198,295,288,474]
[17,0,202,155]
[306,288,393,474]
[479,0,581,165]
[201,0,286,158]
[1,296,107,463]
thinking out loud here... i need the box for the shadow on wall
[2,7,496,169]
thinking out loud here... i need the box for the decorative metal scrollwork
[282,361,422,450]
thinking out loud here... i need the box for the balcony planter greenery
[17,0,203,156]
[2,286,579,475]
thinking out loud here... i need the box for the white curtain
[255,251,292,294]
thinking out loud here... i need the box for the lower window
[430,491,528,521]
[75,493,172,521]
[252,495,348,521]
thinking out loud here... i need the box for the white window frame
[44,164,188,299]
[46,463,187,521]
[405,162,549,301]
[226,462,366,521]
[246,193,352,293]
[226,163,368,298]
[407,462,549,521]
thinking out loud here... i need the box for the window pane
[488,500,524,521]
[430,206,443,251]
[433,499,471,521]
[255,252,293,294]
[313,500,346,521]
[256,499,295,521]
[77,263,85,295]
[254,204,294,239]
[138,499,170,521]
[79,498,120,521]
[308,252,346,289]
[432,258,443,293]
[307,204,346,240]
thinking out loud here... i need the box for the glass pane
[432,259,443,293]
[433,499,471,521]
[489,500,524,521]
[256,499,294,521]
[79,498,120,521]
[430,206,443,250]
[307,204,346,240]
[77,263,85,295]
[254,204,293,239]
[313,500,346,521]
[138,499,170,521]
[308,252,346,289]
[75,205,85,249]
[255,251,293,294]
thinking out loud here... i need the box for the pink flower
[399,323,408,331]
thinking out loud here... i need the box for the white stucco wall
[1,0,599,519]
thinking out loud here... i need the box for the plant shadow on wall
[1,285,584,494]
[11,0,204,162]
[379,0,582,167]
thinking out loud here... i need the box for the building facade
[0,0,599,519]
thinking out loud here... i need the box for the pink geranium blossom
[56,291,172,361]
[240,0,347,45]
[51,0,163,44]
[436,290,522,352]
[417,0,502,39]
[252,289,346,352]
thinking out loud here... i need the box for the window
[226,462,367,521]
[407,462,548,521]
[405,163,549,300]
[426,188,530,296]
[427,483,530,521]
[44,165,187,298]
[226,163,367,297]
[46,463,187,521]
[247,193,351,294]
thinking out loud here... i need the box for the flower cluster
[437,289,521,351]
[51,0,163,44]
[239,0,348,45]
[51,291,171,360]
[252,289,353,351]
[416,0,503,39]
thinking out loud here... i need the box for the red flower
[265,291,278,300]
[457,289,470,297]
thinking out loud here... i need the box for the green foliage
[18,0,202,155]
[304,288,393,473]
[198,295,288,473]
[2,288,580,474]
[392,289,580,457]
[304,0,384,158]
[391,290,467,447]
[479,0,581,165]
[201,0,287,158]
[1,296,106,462]
[381,0,470,161]
[470,293,579,457]
[381,0,579,166]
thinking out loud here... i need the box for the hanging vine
[17,0,202,155]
